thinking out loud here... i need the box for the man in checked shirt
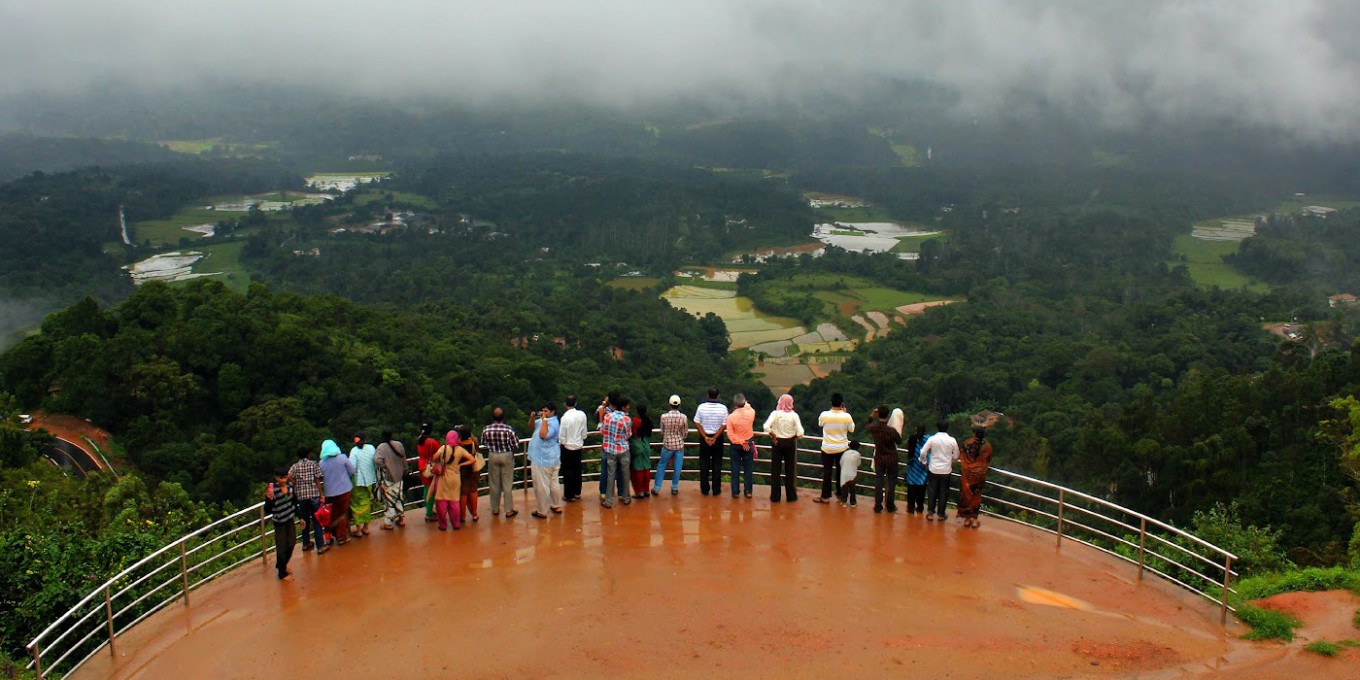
[481,408,520,518]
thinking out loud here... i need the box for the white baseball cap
[668,394,682,406]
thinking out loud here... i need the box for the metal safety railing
[27,430,1236,678]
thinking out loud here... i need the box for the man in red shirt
[727,394,757,498]
[415,422,441,523]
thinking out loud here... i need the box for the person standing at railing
[598,393,633,509]
[481,408,520,519]
[903,425,929,514]
[458,426,484,523]
[629,403,655,498]
[426,430,474,531]
[416,423,441,523]
[866,406,902,513]
[653,395,688,496]
[693,387,729,496]
[319,438,356,547]
[815,393,854,504]
[726,394,757,499]
[373,430,407,530]
[597,390,630,500]
[528,403,564,519]
[263,466,298,581]
[349,432,377,538]
[559,395,588,503]
[957,425,994,529]
[289,445,326,552]
[762,394,804,503]
[920,420,959,521]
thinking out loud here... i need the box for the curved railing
[26,431,1236,679]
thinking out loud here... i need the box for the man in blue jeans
[287,446,326,551]
[653,394,689,495]
[726,393,757,498]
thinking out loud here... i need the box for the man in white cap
[653,394,689,495]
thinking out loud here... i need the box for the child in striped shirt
[264,467,299,581]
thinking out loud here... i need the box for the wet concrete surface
[78,482,1274,679]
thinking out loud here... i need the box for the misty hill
[0,133,186,184]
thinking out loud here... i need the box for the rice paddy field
[1170,235,1266,291]
[660,285,806,350]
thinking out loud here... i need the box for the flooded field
[125,252,211,284]
[660,286,805,349]
[813,222,941,257]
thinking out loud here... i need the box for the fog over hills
[2,0,1359,139]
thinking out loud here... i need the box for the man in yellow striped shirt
[815,393,855,503]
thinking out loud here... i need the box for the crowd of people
[261,390,994,581]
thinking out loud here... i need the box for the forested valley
[2,100,1360,665]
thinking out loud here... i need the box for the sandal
[505,510,519,518]
[531,511,548,519]
[550,507,563,514]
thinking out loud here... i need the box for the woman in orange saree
[957,426,993,529]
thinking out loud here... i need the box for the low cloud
[1,0,1358,138]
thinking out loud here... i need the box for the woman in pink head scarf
[762,394,805,503]
[423,430,473,530]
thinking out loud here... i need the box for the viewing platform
[68,482,1271,679]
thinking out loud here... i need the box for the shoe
[874,507,883,513]
[302,543,314,552]
[745,493,752,499]
[438,525,447,531]
[886,507,897,513]
[380,525,394,531]
[813,497,829,504]
[926,514,936,521]
[671,489,678,495]
[472,515,480,522]
[732,494,740,499]
[620,497,632,505]
[701,490,710,496]
[551,507,563,514]
[531,511,548,519]
[566,496,579,503]
[424,516,438,523]
[318,539,333,555]
[651,488,661,495]
[493,511,500,516]
[788,496,798,503]
[505,510,518,518]
[771,497,781,503]
[601,500,614,509]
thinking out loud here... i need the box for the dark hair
[354,431,365,442]
[274,466,290,478]
[636,403,648,416]
[617,396,631,409]
[456,424,472,440]
[831,393,844,407]
[420,421,432,435]
[972,425,987,439]
[707,387,719,399]
[381,430,396,454]
[565,394,578,407]
[296,446,311,460]
[876,405,889,419]
[936,419,949,433]
[542,401,556,413]
[847,440,861,450]
[607,389,622,408]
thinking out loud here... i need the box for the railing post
[1220,556,1234,624]
[179,542,191,606]
[1137,517,1147,581]
[103,585,117,657]
[1055,489,1065,547]
[31,643,43,680]
[259,506,268,567]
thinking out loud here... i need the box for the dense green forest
[3,99,1360,664]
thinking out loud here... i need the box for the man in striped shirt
[816,393,855,503]
[693,387,729,496]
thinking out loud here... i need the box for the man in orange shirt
[727,394,757,499]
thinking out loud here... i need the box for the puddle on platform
[1016,585,1093,610]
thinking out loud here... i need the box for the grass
[891,233,946,254]
[607,277,661,291]
[159,138,278,156]
[133,208,227,247]
[1169,235,1267,292]
[353,190,437,210]
[1270,197,1360,215]
[890,144,920,167]
[193,241,250,292]
[1304,640,1342,656]
[1229,567,1360,641]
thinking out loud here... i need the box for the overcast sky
[2,0,1358,138]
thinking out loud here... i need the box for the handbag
[314,502,332,527]
[473,450,486,472]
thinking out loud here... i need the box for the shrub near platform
[1229,567,1360,641]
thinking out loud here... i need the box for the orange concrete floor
[77,482,1278,679]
